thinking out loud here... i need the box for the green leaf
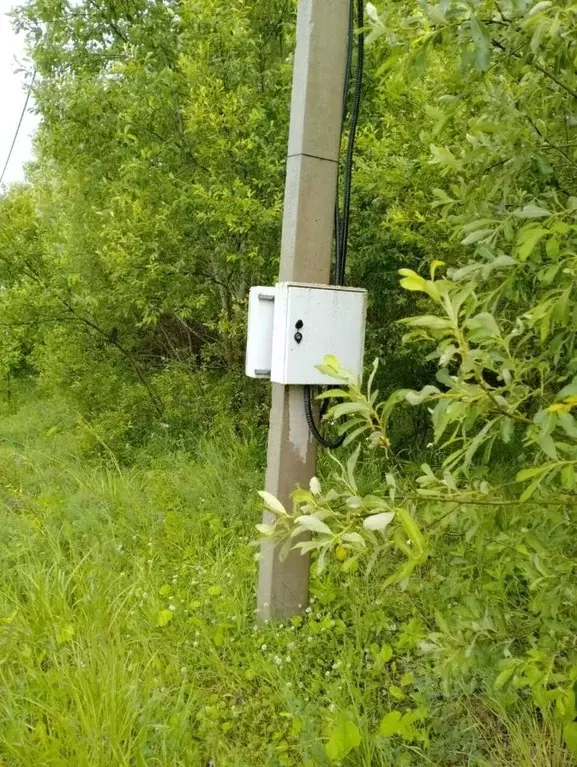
[515,464,555,482]
[494,664,517,691]
[342,532,366,547]
[380,643,393,663]
[317,548,329,574]
[515,203,551,218]
[343,424,371,446]
[341,555,359,573]
[258,491,287,516]
[465,312,500,339]
[330,401,371,419]
[527,1,552,16]
[520,474,549,502]
[346,445,360,490]
[429,144,459,171]
[294,515,332,535]
[378,711,402,737]
[367,357,379,395]
[256,523,275,536]
[403,315,453,330]
[325,716,361,761]
[293,540,323,554]
[409,39,430,73]
[156,609,173,627]
[278,538,292,562]
[316,364,345,380]
[556,378,577,400]
[315,389,349,400]
[500,417,513,444]
[398,269,428,292]
[564,722,577,758]
[545,237,560,259]
[397,507,425,555]
[389,685,406,701]
[393,528,412,557]
[561,464,575,490]
[363,511,395,531]
[461,218,497,234]
[559,413,577,439]
[470,17,490,71]
[461,228,493,245]
[322,354,339,370]
[516,225,548,261]
[292,487,313,504]
[405,385,440,405]
[536,432,558,460]
[432,187,454,205]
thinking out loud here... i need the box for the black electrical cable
[304,386,343,449]
[305,0,364,450]
[333,0,354,280]
[337,0,364,286]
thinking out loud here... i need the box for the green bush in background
[0,0,576,763]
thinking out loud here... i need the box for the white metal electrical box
[246,282,367,385]
[245,286,276,379]
[271,282,366,385]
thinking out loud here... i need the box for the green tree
[262,0,577,752]
[2,0,295,443]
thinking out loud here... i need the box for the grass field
[0,393,571,766]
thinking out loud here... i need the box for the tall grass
[472,702,573,767]
[0,396,263,765]
[0,394,573,765]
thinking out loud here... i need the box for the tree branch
[492,38,577,101]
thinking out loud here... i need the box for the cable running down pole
[304,0,364,449]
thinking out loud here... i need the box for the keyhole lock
[294,319,304,344]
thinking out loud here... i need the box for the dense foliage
[1,0,451,453]
[1,0,577,763]
[263,0,577,761]
[0,391,569,767]
[2,0,295,449]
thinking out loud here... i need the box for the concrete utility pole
[257,0,350,622]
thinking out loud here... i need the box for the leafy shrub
[260,3,577,759]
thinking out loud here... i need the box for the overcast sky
[0,0,38,186]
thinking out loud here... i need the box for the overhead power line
[0,69,37,186]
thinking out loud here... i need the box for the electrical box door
[270,282,366,385]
